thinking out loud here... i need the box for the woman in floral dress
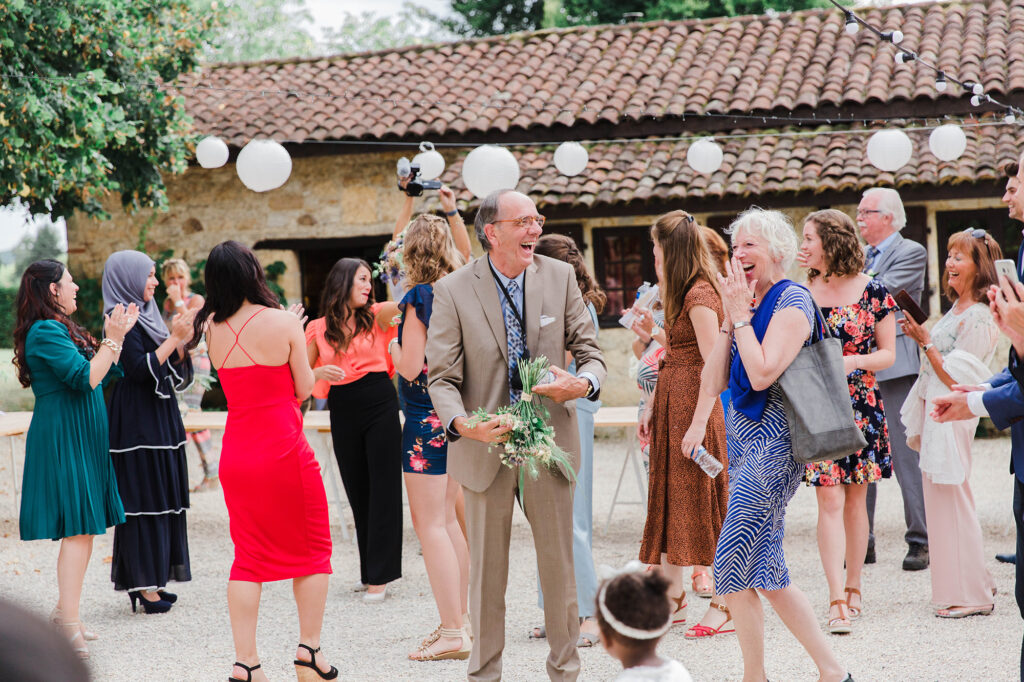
[797,210,897,634]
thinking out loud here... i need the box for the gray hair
[727,208,799,272]
[862,187,906,230]
[474,189,516,252]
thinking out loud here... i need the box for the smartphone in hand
[893,289,927,325]
[995,259,1021,285]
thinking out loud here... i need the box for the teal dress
[19,320,125,541]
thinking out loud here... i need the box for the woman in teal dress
[13,259,138,659]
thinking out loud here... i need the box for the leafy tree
[322,4,455,54]
[442,0,547,38]
[0,0,216,221]
[194,0,319,62]
[14,223,65,274]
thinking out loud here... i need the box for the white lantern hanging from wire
[196,136,229,169]
[553,141,589,176]
[928,124,967,162]
[236,139,292,192]
[462,145,520,199]
[866,129,913,172]
[686,138,724,175]
[412,141,446,181]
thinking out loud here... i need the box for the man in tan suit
[427,189,606,681]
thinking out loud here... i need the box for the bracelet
[388,338,399,354]
[101,337,122,354]
[733,320,752,330]
[173,299,185,308]
[444,209,458,217]
[720,327,731,334]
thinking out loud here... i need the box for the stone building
[69,0,1024,405]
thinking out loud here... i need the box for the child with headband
[596,567,693,681]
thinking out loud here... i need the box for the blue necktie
[865,245,879,272]
[504,279,525,402]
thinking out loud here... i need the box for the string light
[971,95,982,107]
[844,10,859,34]
[935,72,947,92]
[895,51,916,64]
[882,30,904,44]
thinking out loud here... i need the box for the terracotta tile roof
[432,117,1024,212]
[182,0,1024,147]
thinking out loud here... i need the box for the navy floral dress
[804,278,898,486]
[398,284,447,474]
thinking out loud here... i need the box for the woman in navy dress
[388,214,471,660]
[103,250,196,614]
[698,209,851,682]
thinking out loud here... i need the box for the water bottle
[692,445,723,478]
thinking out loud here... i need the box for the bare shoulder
[253,307,302,332]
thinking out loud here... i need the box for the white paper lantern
[461,145,520,199]
[928,124,967,162]
[196,136,229,169]
[686,138,724,175]
[236,139,292,192]
[412,141,446,181]
[553,141,589,176]
[866,129,913,172]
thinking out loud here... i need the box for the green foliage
[0,286,16,346]
[321,4,454,54]
[14,223,65,274]
[442,0,546,37]
[193,0,318,62]
[264,260,288,305]
[0,0,216,221]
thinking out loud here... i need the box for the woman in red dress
[188,241,336,682]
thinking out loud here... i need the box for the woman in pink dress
[188,241,335,682]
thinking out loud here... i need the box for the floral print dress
[804,278,899,486]
[398,284,447,474]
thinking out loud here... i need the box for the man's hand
[454,415,512,443]
[532,365,590,403]
[930,389,976,423]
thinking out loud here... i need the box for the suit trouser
[1013,476,1024,681]
[867,374,928,547]
[464,464,580,681]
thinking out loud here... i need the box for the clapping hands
[104,303,140,344]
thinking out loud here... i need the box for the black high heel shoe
[157,590,177,604]
[128,591,172,614]
[294,643,338,681]
[228,661,260,682]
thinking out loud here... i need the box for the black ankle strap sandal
[228,661,260,682]
[294,643,339,680]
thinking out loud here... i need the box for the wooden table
[1,412,33,507]
[592,406,645,533]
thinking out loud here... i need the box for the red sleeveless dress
[216,310,332,581]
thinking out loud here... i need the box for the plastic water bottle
[692,445,723,478]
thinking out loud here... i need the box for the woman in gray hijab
[102,250,197,614]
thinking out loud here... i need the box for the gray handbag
[779,300,867,464]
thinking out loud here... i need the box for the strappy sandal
[228,661,260,682]
[844,587,862,620]
[685,601,736,638]
[59,619,89,659]
[670,589,688,626]
[935,604,994,619]
[51,606,98,641]
[409,626,471,661]
[294,643,338,680]
[691,569,714,598]
[827,599,852,635]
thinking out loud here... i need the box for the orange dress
[639,280,729,566]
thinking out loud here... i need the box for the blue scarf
[728,279,798,422]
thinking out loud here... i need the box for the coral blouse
[305,303,397,399]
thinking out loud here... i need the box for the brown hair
[403,215,465,287]
[804,209,865,281]
[701,226,729,275]
[1006,162,1020,178]
[943,229,1002,303]
[594,570,671,651]
[650,210,720,328]
[534,233,607,314]
[320,258,376,352]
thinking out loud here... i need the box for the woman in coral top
[307,258,401,601]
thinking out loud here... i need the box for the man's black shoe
[903,543,929,571]
[864,540,876,565]
[996,552,1017,564]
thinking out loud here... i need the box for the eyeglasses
[856,209,884,216]
[963,227,988,239]
[493,215,546,228]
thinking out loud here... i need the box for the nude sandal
[691,569,714,598]
[409,627,471,661]
[827,599,852,635]
[844,587,862,619]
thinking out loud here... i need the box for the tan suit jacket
[426,254,607,492]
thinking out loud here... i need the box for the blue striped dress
[713,285,816,594]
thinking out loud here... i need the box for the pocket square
[540,315,556,328]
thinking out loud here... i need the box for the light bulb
[844,12,859,34]
[1006,113,1017,124]
[971,95,982,107]
[892,30,903,44]
[895,52,915,64]
[935,73,947,92]
[972,82,984,95]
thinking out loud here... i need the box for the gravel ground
[0,429,1018,681]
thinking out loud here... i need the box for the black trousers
[1014,476,1024,681]
[328,372,403,585]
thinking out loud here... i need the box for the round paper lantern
[236,139,292,192]
[553,141,589,176]
[686,138,724,175]
[928,124,967,162]
[196,136,229,169]
[866,129,913,172]
[412,141,445,181]
[462,145,520,199]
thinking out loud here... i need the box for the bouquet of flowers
[466,356,575,491]
[373,231,405,286]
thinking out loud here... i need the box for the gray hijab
[102,250,168,346]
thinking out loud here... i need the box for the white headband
[597,581,673,641]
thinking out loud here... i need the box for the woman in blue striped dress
[698,209,851,682]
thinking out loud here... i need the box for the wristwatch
[922,342,934,352]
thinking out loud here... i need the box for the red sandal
[684,602,735,639]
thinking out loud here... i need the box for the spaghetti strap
[218,308,269,369]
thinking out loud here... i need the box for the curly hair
[804,209,865,281]
[534,233,607,314]
[651,211,721,328]
[320,258,376,352]
[402,214,465,287]
[594,570,671,651]
[943,229,1002,303]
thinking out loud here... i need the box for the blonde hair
[402,215,465,286]
[161,258,190,281]
[728,208,799,272]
